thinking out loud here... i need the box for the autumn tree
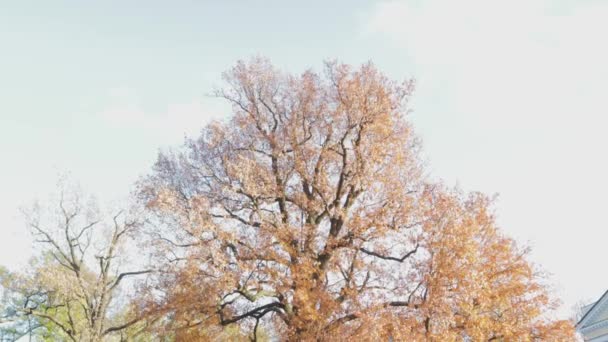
[0,183,152,342]
[138,58,574,340]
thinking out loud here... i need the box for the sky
[1,0,607,318]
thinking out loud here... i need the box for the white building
[578,291,608,341]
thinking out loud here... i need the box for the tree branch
[360,243,419,263]
[219,302,285,325]
[109,270,154,290]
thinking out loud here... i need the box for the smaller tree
[0,182,152,342]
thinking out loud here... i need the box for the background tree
[139,58,574,340]
[0,182,152,342]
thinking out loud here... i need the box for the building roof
[578,289,608,328]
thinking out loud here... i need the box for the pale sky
[1,0,606,318]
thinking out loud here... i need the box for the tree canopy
[0,184,151,342]
[137,58,574,340]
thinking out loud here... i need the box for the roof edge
[578,290,608,328]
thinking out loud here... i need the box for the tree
[0,183,152,342]
[138,58,574,340]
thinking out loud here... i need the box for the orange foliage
[139,58,574,341]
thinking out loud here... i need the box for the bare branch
[359,243,419,263]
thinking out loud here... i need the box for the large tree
[139,58,574,340]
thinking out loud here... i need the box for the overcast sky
[1,0,606,317]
